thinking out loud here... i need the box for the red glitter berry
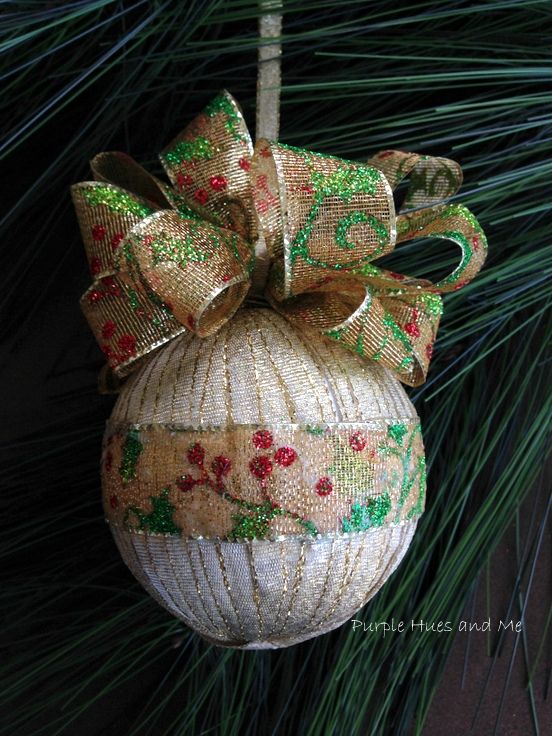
[177,172,193,188]
[87,289,103,304]
[252,430,273,449]
[472,235,480,250]
[187,443,205,466]
[90,257,102,275]
[378,150,394,159]
[117,334,136,356]
[274,447,297,467]
[194,188,209,205]
[389,271,405,281]
[91,224,106,241]
[316,477,333,496]
[101,344,112,358]
[109,494,119,509]
[249,455,273,479]
[426,343,434,359]
[349,432,367,452]
[103,277,122,297]
[104,451,113,471]
[101,320,117,339]
[111,232,124,251]
[405,322,420,338]
[209,175,228,191]
[212,455,232,476]
[177,474,196,492]
[411,309,420,322]
[239,157,251,171]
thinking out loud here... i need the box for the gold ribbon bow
[72,91,487,387]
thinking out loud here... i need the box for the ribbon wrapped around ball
[73,91,487,386]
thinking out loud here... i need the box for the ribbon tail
[397,203,487,292]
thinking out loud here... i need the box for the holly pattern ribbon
[73,91,487,386]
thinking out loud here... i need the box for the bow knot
[72,91,486,386]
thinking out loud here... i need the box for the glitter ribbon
[73,91,486,386]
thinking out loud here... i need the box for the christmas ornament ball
[103,308,425,648]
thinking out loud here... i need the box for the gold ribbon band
[103,420,426,540]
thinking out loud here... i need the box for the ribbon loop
[73,91,487,385]
[72,181,158,279]
[121,211,254,337]
[254,140,396,300]
[90,151,172,209]
[367,150,463,211]
[271,272,444,386]
[160,91,256,240]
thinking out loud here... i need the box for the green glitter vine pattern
[161,92,246,170]
[403,162,460,208]
[326,306,415,373]
[339,423,425,532]
[288,160,389,269]
[172,432,319,540]
[114,424,424,540]
[204,92,246,141]
[383,423,426,522]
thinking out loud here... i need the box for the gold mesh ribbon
[73,91,487,386]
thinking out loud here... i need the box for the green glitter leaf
[354,262,383,278]
[124,489,180,535]
[228,504,274,541]
[227,499,318,540]
[163,136,214,165]
[417,292,443,317]
[204,92,245,141]
[388,423,408,446]
[342,493,392,532]
[119,429,143,483]
[139,222,242,272]
[82,185,154,218]
[305,425,326,436]
[299,519,319,536]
